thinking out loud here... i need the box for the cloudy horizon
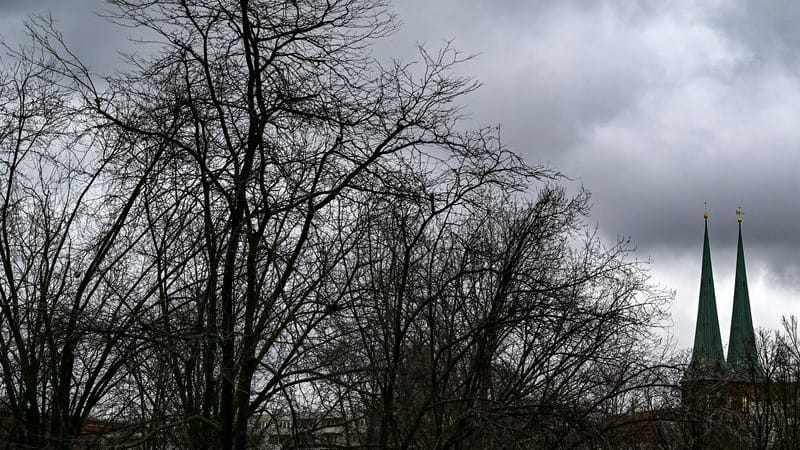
[3,0,799,351]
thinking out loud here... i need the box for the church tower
[682,209,762,449]
[686,211,727,380]
[726,208,760,379]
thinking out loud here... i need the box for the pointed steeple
[727,208,760,379]
[687,211,726,381]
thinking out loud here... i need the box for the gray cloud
[378,1,654,161]
[378,0,800,346]
[1,0,132,74]
[714,0,800,69]
[4,0,800,343]
[0,0,51,13]
[382,0,800,286]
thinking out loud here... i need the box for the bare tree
[0,43,189,446]
[16,0,543,448]
[316,174,670,449]
[0,1,676,449]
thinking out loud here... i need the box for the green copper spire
[687,214,726,380]
[727,209,760,379]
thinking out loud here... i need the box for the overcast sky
[3,0,800,350]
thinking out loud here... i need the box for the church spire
[687,211,726,380]
[727,208,760,379]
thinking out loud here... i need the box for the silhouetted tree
[0,45,184,447]
[316,179,670,449]
[0,1,674,449]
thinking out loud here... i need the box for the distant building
[683,209,768,448]
[252,412,366,449]
[685,208,760,384]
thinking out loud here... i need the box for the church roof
[687,215,727,381]
[726,211,761,379]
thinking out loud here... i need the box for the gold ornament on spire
[736,206,743,223]
[704,202,709,220]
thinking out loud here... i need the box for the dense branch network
[0,1,675,449]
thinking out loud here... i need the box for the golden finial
[736,206,743,223]
[703,202,709,220]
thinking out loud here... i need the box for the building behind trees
[679,211,800,449]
